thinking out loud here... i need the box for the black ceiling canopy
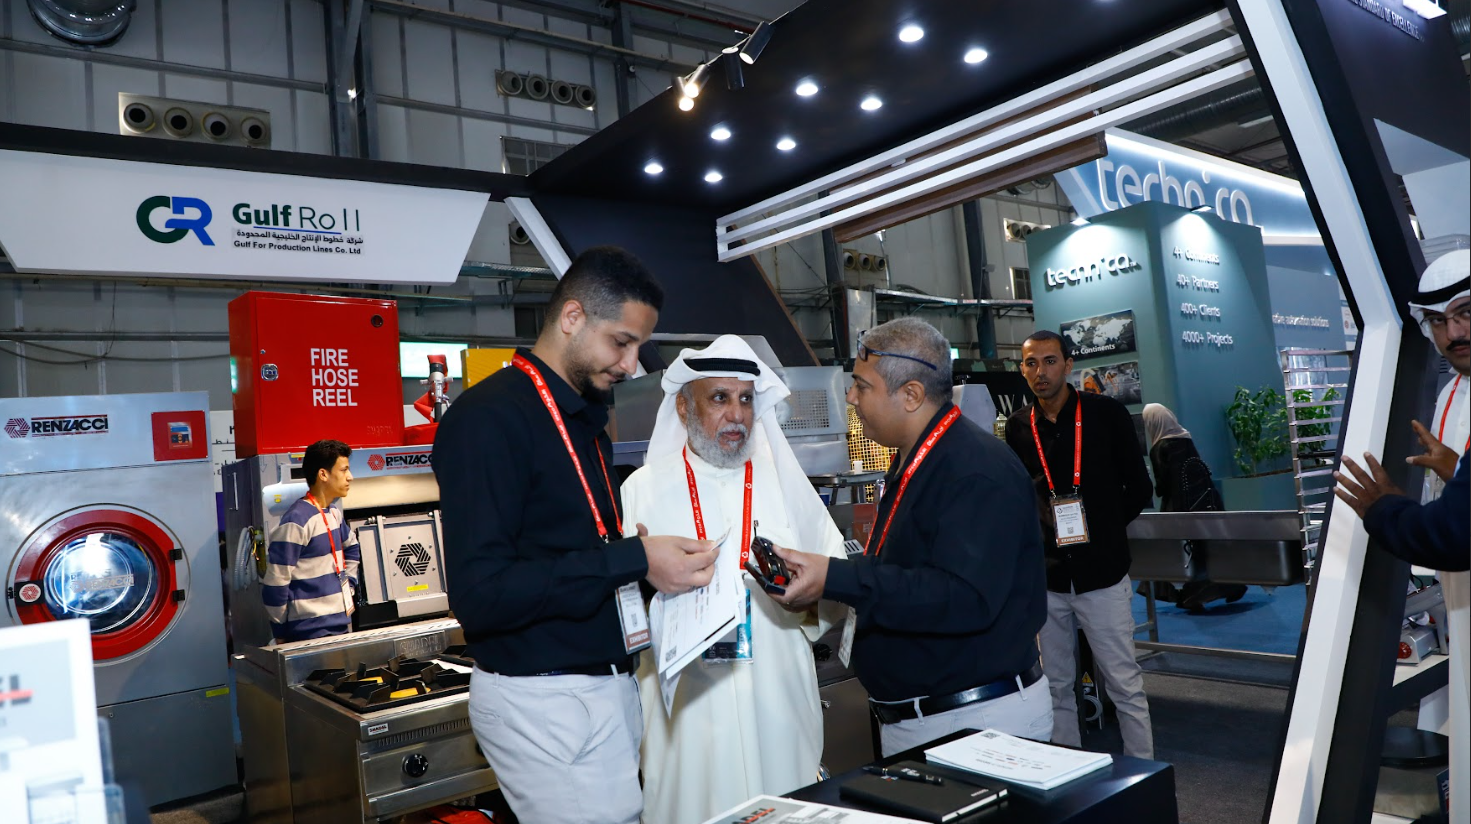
[530,0,1225,213]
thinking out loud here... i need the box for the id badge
[616,582,651,654]
[838,607,856,668]
[1051,495,1090,546]
[340,572,356,617]
[703,590,754,664]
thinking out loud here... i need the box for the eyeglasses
[1419,304,1471,337]
[856,333,939,371]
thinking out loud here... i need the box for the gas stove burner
[303,653,470,712]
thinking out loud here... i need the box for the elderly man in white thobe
[620,335,846,824]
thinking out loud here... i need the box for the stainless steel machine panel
[353,511,449,618]
[0,392,235,808]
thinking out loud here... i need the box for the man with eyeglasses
[1406,249,1469,501]
[768,317,1053,756]
[1006,329,1155,760]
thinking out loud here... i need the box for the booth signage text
[1044,253,1141,288]
[0,150,489,285]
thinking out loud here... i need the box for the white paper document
[650,524,741,714]
[699,794,924,824]
[924,729,1113,791]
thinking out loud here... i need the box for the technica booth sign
[0,150,489,285]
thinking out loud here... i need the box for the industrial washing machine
[0,391,236,807]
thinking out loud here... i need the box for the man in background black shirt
[1006,330,1154,759]
[433,246,718,824]
[772,317,1051,756]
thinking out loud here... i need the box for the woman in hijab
[1142,403,1247,611]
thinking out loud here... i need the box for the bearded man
[619,335,846,824]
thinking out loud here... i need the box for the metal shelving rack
[1280,348,1353,589]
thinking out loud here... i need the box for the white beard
[687,423,753,469]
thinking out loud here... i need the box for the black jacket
[1006,387,1153,594]
[432,349,648,675]
[1364,451,1470,572]
[1150,437,1222,513]
[823,403,1048,702]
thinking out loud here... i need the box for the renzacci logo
[137,196,215,245]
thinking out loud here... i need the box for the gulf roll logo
[136,196,216,245]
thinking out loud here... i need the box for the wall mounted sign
[1074,361,1143,405]
[1058,130,1321,241]
[1060,309,1138,361]
[0,150,490,285]
[1044,253,1142,289]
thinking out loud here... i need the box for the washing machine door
[11,508,185,661]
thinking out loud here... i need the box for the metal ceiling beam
[369,0,697,74]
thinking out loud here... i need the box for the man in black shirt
[772,317,1051,756]
[1005,330,1154,759]
[433,246,718,824]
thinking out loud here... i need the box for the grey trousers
[468,667,643,824]
[1040,576,1154,759]
[878,676,1054,757]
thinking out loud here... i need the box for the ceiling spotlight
[899,24,924,43]
[860,96,883,111]
[1402,0,1446,18]
[964,48,989,64]
[681,62,710,99]
[739,20,773,65]
[644,162,664,176]
[721,50,745,91]
[795,80,818,97]
[776,137,796,151]
[678,95,694,111]
[705,170,724,183]
[711,126,732,141]
[1193,204,1215,213]
[1071,217,1089,226]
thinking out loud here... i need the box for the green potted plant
[1221,386,1295,510]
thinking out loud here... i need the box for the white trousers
[878,676,1053,757]
[468,667,643,824]
[1040,576,1154,759]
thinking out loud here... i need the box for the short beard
[687,422,753,469]
[565,331,618,402]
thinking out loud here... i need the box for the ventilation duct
[509,223,531,245]
[1126,83,1266,143]
[119,94,271,148]
[496,70,596,109]
[27,0,134,46]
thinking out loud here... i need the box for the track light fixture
[681,62,710,99]
[721,50,745,91]
[739,21,773,65]
[678,95,694,111]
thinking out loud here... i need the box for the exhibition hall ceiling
[530,0,1225,210]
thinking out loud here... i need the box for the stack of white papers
[650,526,742,714]
[924,729,1113,791]
[700,795,924,824]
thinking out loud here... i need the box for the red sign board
[229,292,404,457]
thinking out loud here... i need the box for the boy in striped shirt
[263,439,361,642]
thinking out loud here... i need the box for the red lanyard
[1030,397,1083,496]
[683,448,753,565]
[865,406,962,558]
[513,354,622,540]
[304,493,343,574]
[1437,374,1469,452]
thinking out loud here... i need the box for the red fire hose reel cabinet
[229,291,404,457]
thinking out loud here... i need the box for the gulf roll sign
[0,150,489,284]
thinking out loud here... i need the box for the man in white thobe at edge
[620,335,846,824]
[1406,249,1469,822]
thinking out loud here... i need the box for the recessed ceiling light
[776,137,796,151]
[705,170,723,183]
[710,126,732,141]
[795,80,819,97]
[964,47,989,64]
[677,96,694,111]
[899,24,924,43]
[644,162,664,176]
[861,96,883,111]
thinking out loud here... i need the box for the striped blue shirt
[263,496,361,642]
